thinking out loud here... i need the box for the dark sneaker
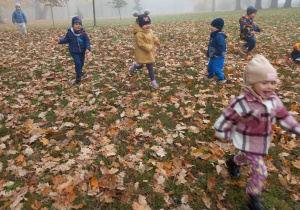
[226,157,240,178]
[247,194,264,210]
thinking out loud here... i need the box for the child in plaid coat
[214,55,300,210]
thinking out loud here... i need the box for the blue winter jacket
[12,10,27,23]
[206,31,227,58]
[59,28,91,54]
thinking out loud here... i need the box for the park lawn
[0,7,300,210]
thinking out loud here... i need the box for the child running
[130,9,161,88]
[206,18,227,83]
[214,55,300,210]
[12,3,27,36]
[56,16,90,83]
[239,6,264,55]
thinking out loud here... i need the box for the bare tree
[235,0,242,10]
[283,0,292,8]
[269,0,278,8]
[255,0,262,9]
[108,0,128,20]
[133,0,142,13]
[37,0,69,26]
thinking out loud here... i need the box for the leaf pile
[0,8,299,210]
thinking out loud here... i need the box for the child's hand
[260,28,265,32]
[151,45,156,52]
[54,38,60,44]
[85,49,90,57]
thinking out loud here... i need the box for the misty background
[1,0,299,23]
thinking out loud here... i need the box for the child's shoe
[218,79,227,84]
[239,46,248,55]
[226,157,240,178]
[206,75,214,80]
[129,62,136,73]
[247,194,264,210]
[150,80,158,88]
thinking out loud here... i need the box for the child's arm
[275,98,300,135]
[240,17,252,36]
[214,103,241,140]
[12,11,16,24]
[84,33,91,52]
[23,12,27,23]
[214,35,226,57]
[58,32,70,44]
[136,33,153,52]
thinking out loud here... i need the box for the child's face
[73,22,82,31]
[249,12,257,18]
[16,6,21,11]
[252,81,276,100]
[142,24,151,31]
[210,25,219,32]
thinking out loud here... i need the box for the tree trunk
[212,0,216,11]
[270,0,278,8]
[235,0,242,10]
[255,0,262,9]
[0,9,5,24]
[283,0,292,8]
[118,8,121,20]
[51,6,54,26]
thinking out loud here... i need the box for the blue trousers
[70,52,85,79]
[207,56,225,80]
[243,36,256,52]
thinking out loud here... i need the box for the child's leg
[245,154,268,196]
[212,56,225,81]
[79,53,85,74]
[17,23,22,34]
[146,63,155,81]
[207,58,214,78]
[135,63,143,70]
[70,53,82,80]
[243,37,256,52]
[22,23,27,34]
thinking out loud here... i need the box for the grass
[0,7,300,210]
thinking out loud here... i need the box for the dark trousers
[243,36,256,52]
[70,52,85,79]
[135,63,155,81]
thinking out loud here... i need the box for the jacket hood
[133,22,146,34]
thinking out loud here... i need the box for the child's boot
[247,194,264,210]
[129,62,136,73]
[226,157,240,178]
[150,80,158,88]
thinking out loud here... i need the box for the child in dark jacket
[56,16,91,83]
[12,3,27,35]
[291,43,300,63]
[239,6,264,54]
[214,55,300,210]
[206,18,227,83]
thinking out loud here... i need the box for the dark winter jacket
[59,28,91,54]
[239,16,261,40]
[12,10,27,23]
[206,31,227,58]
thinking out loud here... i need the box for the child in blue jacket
[12,3,27,35]
[56,16,91,83]
[206,18,227,83]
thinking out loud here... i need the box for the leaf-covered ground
[0,8,300,210]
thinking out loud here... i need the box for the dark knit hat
[247,6,258,15]
[72,16,82,26]
[132,9,151,28]
[211,18,224,30]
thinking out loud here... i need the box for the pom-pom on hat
[243,54,277,86]
[247,6,258,15]
[16,3,21,8]
[211,18,224,30]
[133,9,151,28]
[72,16,82,26]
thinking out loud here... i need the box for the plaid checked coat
[214,92,300,155]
